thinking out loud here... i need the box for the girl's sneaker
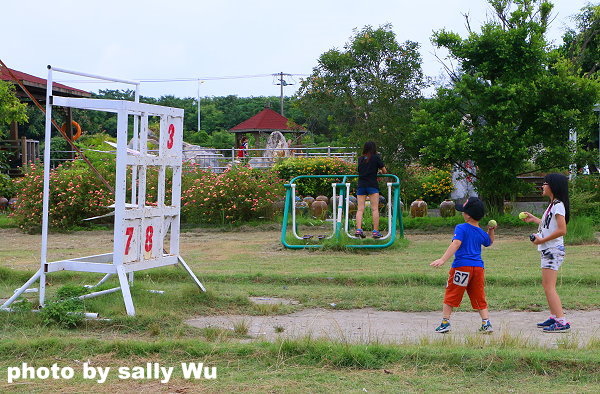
[355,229,366,238]
[536,317,556,328]
[435,319,451,333]
[543,321,570,333]
[372,230,383,239]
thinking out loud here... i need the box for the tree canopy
[295,24,427,173]
[0,80,29,169]
[17,90,301,149]
[560,3,600,79]
[559,3,600,170]
[414,0,600,208]
[0,80,28,138]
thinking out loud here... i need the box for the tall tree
[559,3,600,171]
[560,3,600,78]
[414,0,600,209]
[0,80,28,169]
[0,80,28,137]
[295,24,427,173]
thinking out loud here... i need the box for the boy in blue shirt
[430,197,496,333]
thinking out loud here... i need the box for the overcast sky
[1,0,590,99]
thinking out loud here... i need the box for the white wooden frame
[1,66,205,316]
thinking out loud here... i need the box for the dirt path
[186,308,600,348]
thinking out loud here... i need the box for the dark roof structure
[0,67,91,100]
[230,108,306,133]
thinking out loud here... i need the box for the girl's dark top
[357,154,384,189]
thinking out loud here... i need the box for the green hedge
[273,157,356,197]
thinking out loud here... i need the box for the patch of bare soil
[0,228,114,270]
[186,308,600,348]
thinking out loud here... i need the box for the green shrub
[420,168,453,205]
[401,213,530,230]
[570,174,600,225]
[181,166,284,224]
[0,173,16,198]
[273,157,356,197]
[9,298,33,312]
[73,133,117,171]
[39,285,90,328]
[403,164,453,206]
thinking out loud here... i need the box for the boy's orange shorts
[443,266,487,309]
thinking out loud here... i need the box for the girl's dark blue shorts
[357,187,379,196]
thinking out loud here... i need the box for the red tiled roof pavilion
[230,108,305,133]
[229,107,306,148]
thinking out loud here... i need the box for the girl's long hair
[362,141,377,162]
[544,173,570,223]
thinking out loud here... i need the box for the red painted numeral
[167,124,175,149]
[144,225,154,252]
[125,227,134,255]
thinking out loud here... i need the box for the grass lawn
[0,224,599,392]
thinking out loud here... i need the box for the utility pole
[274,72,293,117]
[197,80,204,132]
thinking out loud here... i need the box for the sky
[1,0,591,99]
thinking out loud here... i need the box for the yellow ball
[519,212,527,220]
[487,219,497,227]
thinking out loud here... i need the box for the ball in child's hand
[519,212,527,220]
[487,219,497,227]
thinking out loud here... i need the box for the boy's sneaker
[479,321,494,333]
[536,317,556,328]
[355,229,366,238]
[543,321,570,333]
[372,230,383,239]
[435,319,451,333]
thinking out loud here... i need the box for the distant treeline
[20,90,327,149]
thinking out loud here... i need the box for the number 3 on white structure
[452,270,470,287]
[163,121,180,157]
[167,123,175,149]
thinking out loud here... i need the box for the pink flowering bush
[11,162,285,231]
[181,166,284,224]
[10,162,115,232]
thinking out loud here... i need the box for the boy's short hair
[455,197,485,220]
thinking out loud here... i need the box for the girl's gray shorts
[540,245,565,271]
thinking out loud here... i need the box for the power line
[57,72,308,84]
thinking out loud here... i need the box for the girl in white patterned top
[521,173,571,332]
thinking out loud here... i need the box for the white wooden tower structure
[1,66,205,316]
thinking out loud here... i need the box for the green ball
[519,212,527,220]
[487,219,497,227]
